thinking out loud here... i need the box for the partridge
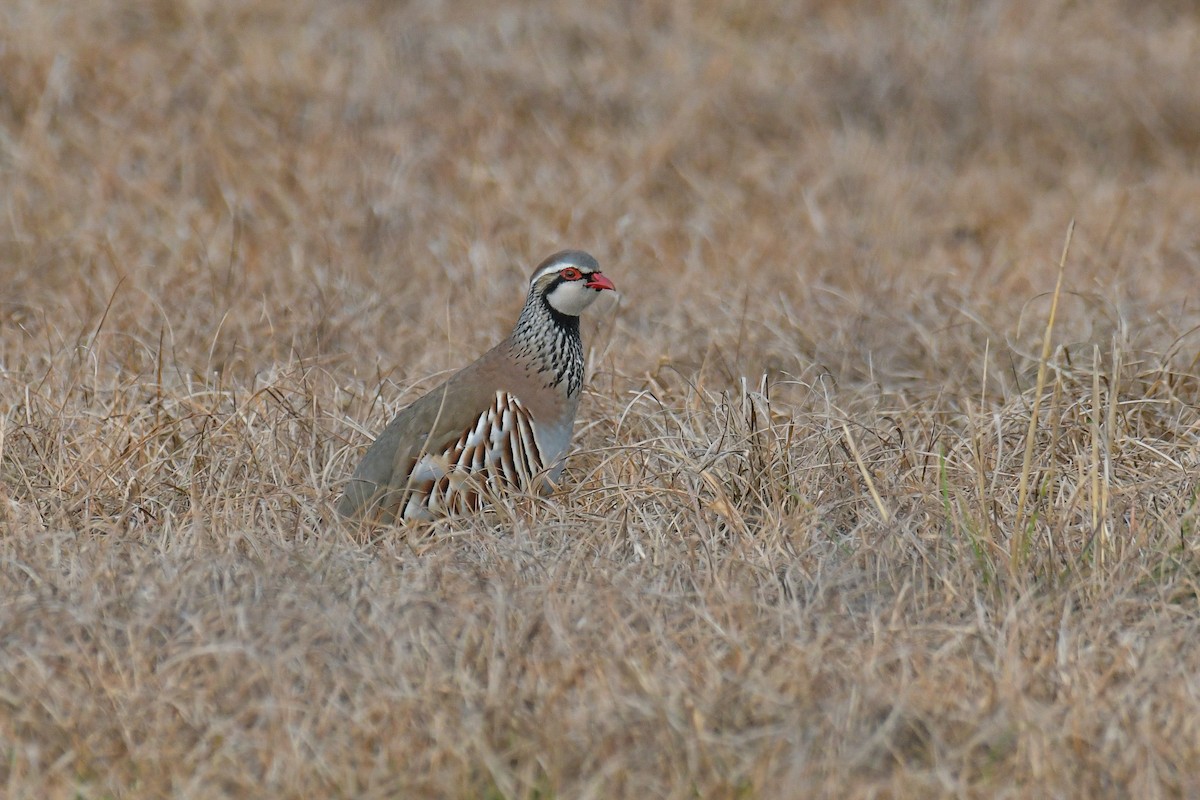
[337,250,616,522]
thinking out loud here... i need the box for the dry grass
[3,0,1200,797]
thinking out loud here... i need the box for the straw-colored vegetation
[3,1,1200,797]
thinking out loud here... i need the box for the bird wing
[337,360,502,521]
[406,390,546,518]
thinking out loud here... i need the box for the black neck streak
[543,296,580,338]
[509,285,586,398]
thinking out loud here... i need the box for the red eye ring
[559,267,583,280]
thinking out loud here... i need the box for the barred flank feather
[402,391,545,519]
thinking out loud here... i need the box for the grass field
[3,1,1200,797]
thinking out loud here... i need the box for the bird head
[529,250,616,317]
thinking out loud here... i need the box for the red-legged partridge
[338,250,616,522]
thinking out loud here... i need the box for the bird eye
[559,267,583,280]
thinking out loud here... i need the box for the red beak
[585,272,616,291]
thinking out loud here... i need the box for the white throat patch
[545,279,602,316]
